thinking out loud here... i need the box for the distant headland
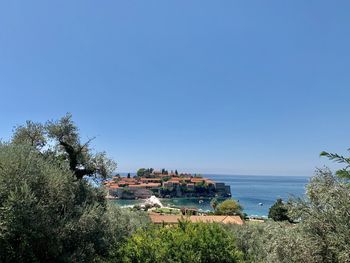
[104,168,231,199]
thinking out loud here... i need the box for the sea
[111,174,310,217]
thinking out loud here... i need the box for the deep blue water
[205,174,309,216]
[112,174,310,216]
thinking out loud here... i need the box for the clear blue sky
[1,1,349,176]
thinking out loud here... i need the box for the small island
[104,168,231,199]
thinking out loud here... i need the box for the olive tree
[286,169,350,262]
[0,145,146,262]
[12,114,116,180]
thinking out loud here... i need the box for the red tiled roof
[149,214,244,225]
[141,178,161,181]
[168,178,182,181]
[121,178,136,182]
[128,183,161,188]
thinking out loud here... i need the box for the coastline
[110,174,308,216]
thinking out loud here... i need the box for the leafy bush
[215,199,243,217]
[268,198,291,222]
[118,221,245,263]
[285,169,350,262]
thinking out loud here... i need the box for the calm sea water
[112,174,310,216]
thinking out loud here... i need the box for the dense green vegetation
[118,221,244,263]
[153,207,181,214]
[231,168,350,263]
[0,116,147,262]
[12,114,116,180]
[0,143,148,262]
[136,168,152,177]
[214,199,243,217]
[1,115,350,262]
[268,198,291,222]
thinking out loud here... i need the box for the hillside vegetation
[1,115,349,262]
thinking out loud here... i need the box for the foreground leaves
[118,221,245,263]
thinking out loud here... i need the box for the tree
[286,169,350,262]
[268,198,291,222]
[127,173,131,178]
[0,144,146,262]
[175,169,178,176]
[118,221,244,263]
[136,168,154,178]
[11,114,116,180]
[233,219,323,263]
[12,120,46,149]
[229,222,271,262]
[137,168,146,177]
[215,199,243,217]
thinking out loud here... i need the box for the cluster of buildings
[104,170,231,199]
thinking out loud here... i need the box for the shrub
[268,198,291,222]
[118,221,245,263]
[215,199,243,217]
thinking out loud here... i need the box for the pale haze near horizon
[1,1,349,176]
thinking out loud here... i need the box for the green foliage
[118,221,245,263]
[153,207,181,215]
[232,153,350,262]
[11,114,116,180]
[194,181,209,193]
[231,168,350,263]
[231,217,337,263]
[12,121,46,149]
[215,199,243,217]
[136,168,154,178]
[320,149,350,179]
[0,144,147,263]
[229,222,271,263]
[286,169,350,262]
[137,168,147,177]
[268,198,291,222]
[6,122,350,263]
